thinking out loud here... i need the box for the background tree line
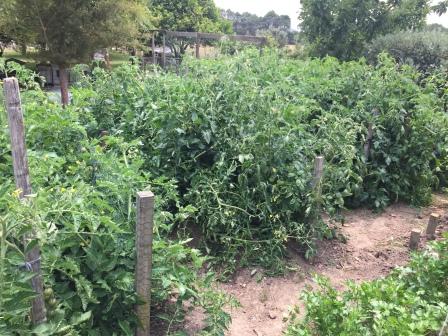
[299,0,448,63]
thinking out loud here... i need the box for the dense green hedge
[286,237,448,335]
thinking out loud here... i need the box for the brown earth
[183,194,448,336]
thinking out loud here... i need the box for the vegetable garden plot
[1,49,448,335]
[78,50,448,272]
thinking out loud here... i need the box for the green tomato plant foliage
[77,50,448,273]
[285,236,448,335]
[0,62,237,335]
[1,49,448,334]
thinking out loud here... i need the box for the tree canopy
[150,0,232,57]
[151,0,232,33]
[2,0,152,105]
[299,0,431,60]
[432,0,448,14]
[222,10,291,36]
[221,10,296,46]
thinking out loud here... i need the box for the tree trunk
[20,42,27,56]
[59,65,70,106]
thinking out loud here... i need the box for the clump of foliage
[72,50,448,273]
[299,0,431,60]
[285,236,448,335]
[0,70,236,335]
[366,30,448,73]
[150,0,232,58]
[1,0,153,105]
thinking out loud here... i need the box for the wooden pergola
[148,30,268,67]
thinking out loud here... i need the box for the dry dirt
[184,194,448,336]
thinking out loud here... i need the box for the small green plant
[285,236,448,336]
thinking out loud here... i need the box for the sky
[215,0,448,31]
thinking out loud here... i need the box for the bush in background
[366,30,448,73]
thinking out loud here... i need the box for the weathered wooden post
[162,33,166,69]
[3,78,46,325]
[426,213,440,240]
[409,229,421,250]
[151,33,156,66]
[364,123,374,161]
[312,156,325,189]
[135,191,155,336]
[439,312,448,336]
[195,33,200,59]
[311,156,325,229]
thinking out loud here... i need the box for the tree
[150,0,232,58]
[2,0,151,105]
[299,0,430,60]
[221,10,293,45]
[432,0,448,14]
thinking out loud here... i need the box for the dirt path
[185,195,448,336]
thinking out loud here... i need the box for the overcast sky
[215,0,448,30]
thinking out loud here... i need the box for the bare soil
[184,195,448,336]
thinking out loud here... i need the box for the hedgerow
[285,236,448,335]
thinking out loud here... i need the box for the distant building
[36,64,72,86]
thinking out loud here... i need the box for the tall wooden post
[312,156,325,189]
[311,156,325,228]
[195,34,200,59]
[3,78,46,325]
[151,33,156,66]
[364,123,374,161]
[162,34,166,69]
[135,191,155,336]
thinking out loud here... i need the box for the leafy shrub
[285,236,448,335]
[74,51,448,271]
[366,31,448,73]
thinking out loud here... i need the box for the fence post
[409,229,421,250]
[3,77,46,325]
[151,33,156,66]
[135,191,155,336]
[162,34,166,69]
[426,213,440,240]
[195,33,200,59]
[364,123,374,161]
[312,156,325,190]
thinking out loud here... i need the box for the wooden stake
[364,123,373,161]
[409,229,421,250]
[162,34,166,69]
[312,156,324,188]
[195,34,200,59]
[152,33,156,65]
[3,78,46,325]
[135,191,155,336]
[426,213,440,240]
